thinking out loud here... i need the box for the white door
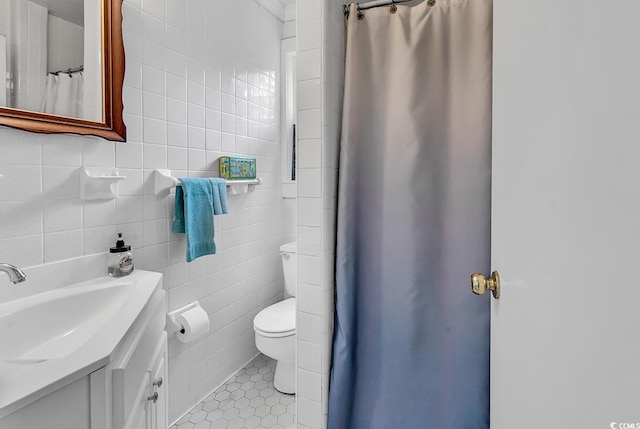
[490,1,640,428]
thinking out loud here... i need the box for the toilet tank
[280,241,297,297]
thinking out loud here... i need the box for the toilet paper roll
[175,305,210,343]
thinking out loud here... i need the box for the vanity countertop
[0,266,163,419]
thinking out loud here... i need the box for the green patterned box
[219,157,257,180]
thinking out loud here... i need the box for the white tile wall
[0,34,6,107]
[9,0,48,112]
[0,0,287,425]
[283,4,297,40]
[296,1,346,428]
[47,15,83,73]
[282,196,297,244]
[0,2,9,54]
[281,25,297,246]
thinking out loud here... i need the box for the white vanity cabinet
[112,332,168,429]
[92,286,168,429]
[0,273,168,429]
[147,336,168,429]
[104,331,168,429]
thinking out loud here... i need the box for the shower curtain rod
[49,65,84,76]
[343,0,415,16]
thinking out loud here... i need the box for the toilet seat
[254,298,296,338]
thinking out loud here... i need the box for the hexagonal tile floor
[170,354,295,429]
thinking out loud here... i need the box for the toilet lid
[253,298,296,335]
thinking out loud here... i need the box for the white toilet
[253,241,297,394]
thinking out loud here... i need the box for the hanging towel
[171,178,216,262]
[209,178,229,215]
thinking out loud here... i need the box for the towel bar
[153,169,262,197]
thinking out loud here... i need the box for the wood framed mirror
[0,0,126,142]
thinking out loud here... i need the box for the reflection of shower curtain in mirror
[41,72,84,118]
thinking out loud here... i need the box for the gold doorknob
[471,271,501,299]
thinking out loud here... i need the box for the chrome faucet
[0,263,26,284]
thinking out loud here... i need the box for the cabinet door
[127,392,150,429]
[112,296,166,429]
[148,332,168,429]
[123,371,151,429]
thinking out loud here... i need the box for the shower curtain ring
[390,0,397,14]
[357,4,365,20]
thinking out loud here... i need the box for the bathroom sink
[0,278,133,362]
[0,258,163,417]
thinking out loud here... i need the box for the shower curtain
[41,72,84,118]
[329,1,492,428]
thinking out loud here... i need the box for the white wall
[0,35,6,107]
[0,0,284,424]
[47,15,83,73]
[0,3,9,107]
[83,0,101,121]
[281,30,297,245]
[10,0,48,112]
[283,3,296,39]
[295,1,345,428]
[0,2,9,40]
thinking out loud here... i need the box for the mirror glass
[0,0,102,122]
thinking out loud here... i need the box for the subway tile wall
[296,1,346,428]
[47,15,84,74]
[11,0,49,112]
[0,0,285,424]
[281,2,297,256]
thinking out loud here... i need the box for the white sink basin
[0,259,163,416]
[0,278,133,362]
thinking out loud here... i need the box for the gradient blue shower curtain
[329,1,493,428]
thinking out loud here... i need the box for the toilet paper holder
[167,301,202,334]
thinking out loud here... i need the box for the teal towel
[171,178,216,262]
[171,185,186,233]
[209,178,228,215]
